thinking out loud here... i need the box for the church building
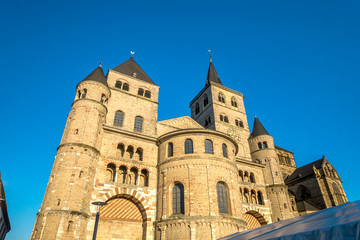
[31,55,348,240]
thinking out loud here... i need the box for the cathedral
[31,55,348,240]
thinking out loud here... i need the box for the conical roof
[112,57,155,84]
[206,61,222,85]
[79,66,108,87]
[251,116,270,137]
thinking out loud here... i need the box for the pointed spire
[251,116,270,137]
[112,57,155,85]
[80,65,108,88]
[206,60,222,85]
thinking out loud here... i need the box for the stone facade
[31,57,347,239]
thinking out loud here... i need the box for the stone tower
[190,60,252,161]
[248,117,294,221]
[31,66,110,239]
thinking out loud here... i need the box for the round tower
[156,129,246,240]
[248,117,294,222]
[31,66,110,239]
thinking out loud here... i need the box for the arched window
[239,170,244,181]
[217,182,229,214]
[115,81,122,89]
[224,116,229,123]
[140,169,149,187]
[119,166,127,183]
[222,144,228,158]
[204,94,209,106]
[195,103,200,115]
[173,183,184,214]
[231,97,238,108]
[205,139,214,154]
[204,116,211,127]
[144,90,151,98]
[135,148,143,161]
[244,171,249,182]
[250,173,256,183]
[80,89,87,98]
[220,115,224,121]
[239,121,244,128]
[117,143,125,157]
[129,167,138,185]
[106,164,116,182]
[258,142,263,149]
[126,146,134,159]
[263,142,268,148]
[332,183,344,204]
[134,116,143,132]
[168,142,174,157]
[122,83,129,91]
[244,188,249,203]
[100,94,107,104]
[185,139,193,154]
[138,88,144,96]
[218,93,225,103]
[257,191,264,205]
[114,111,124,127]
[251,190,257,204]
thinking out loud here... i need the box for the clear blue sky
[1,0,359,239]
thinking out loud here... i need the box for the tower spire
[206,51,222,85]
[251,116,270,137]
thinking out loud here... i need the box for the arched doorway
[244,211,267,230]
[97,194,147,240]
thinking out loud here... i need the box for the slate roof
[206,61,222,85]
[250,117,270,137]
[79,66,108,88]
[285,157,325,183]
[112,57,155,85]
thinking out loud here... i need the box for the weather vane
[130,51,135,58]
[208,50,212,62]
[99,62,102,67]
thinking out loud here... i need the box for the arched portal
[244,211,267,230]
[97,194,147,240]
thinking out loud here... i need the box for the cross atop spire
[208,50,212,63]
[130,51,135,58]
[205,52,222,85]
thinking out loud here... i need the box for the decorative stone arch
[101,187,150,221]
[243,210,267,230]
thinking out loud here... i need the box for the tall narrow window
[257,191,264,205]
[138,88,144,96]
[122,83,129,91]
[263,142,268,148]
[204,116,211,127]
[144,90,151,98]
[231,97,238,108]
[195,103,200,115]
[173,183,185,214]
[134,116,143,132]
[204,94,209,106]
[141,169,149,187]
[250,173,256,183]
[168,142,174,157]
[258,142,263,149]
[106,164,116,182]
[218,93,225,103]
[222,144,228,158]
[224,116,229,123]
[239,121,244,128]
[185,139,193,154]
[135,148,143,161]
[115,81,122,88]
[114,111,124,127]
[217,182,229,214]
[205,139,214,154]
[81,89,87,98]
[220,115,224,121]
[119,166,127,183]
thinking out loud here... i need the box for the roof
[220,200,360,240]
[250,117,270,138]
[285,157,325,183]
[79,66,108,88]
[275,145,294,154]
[112,57,155,85]
[206,61,222,85]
